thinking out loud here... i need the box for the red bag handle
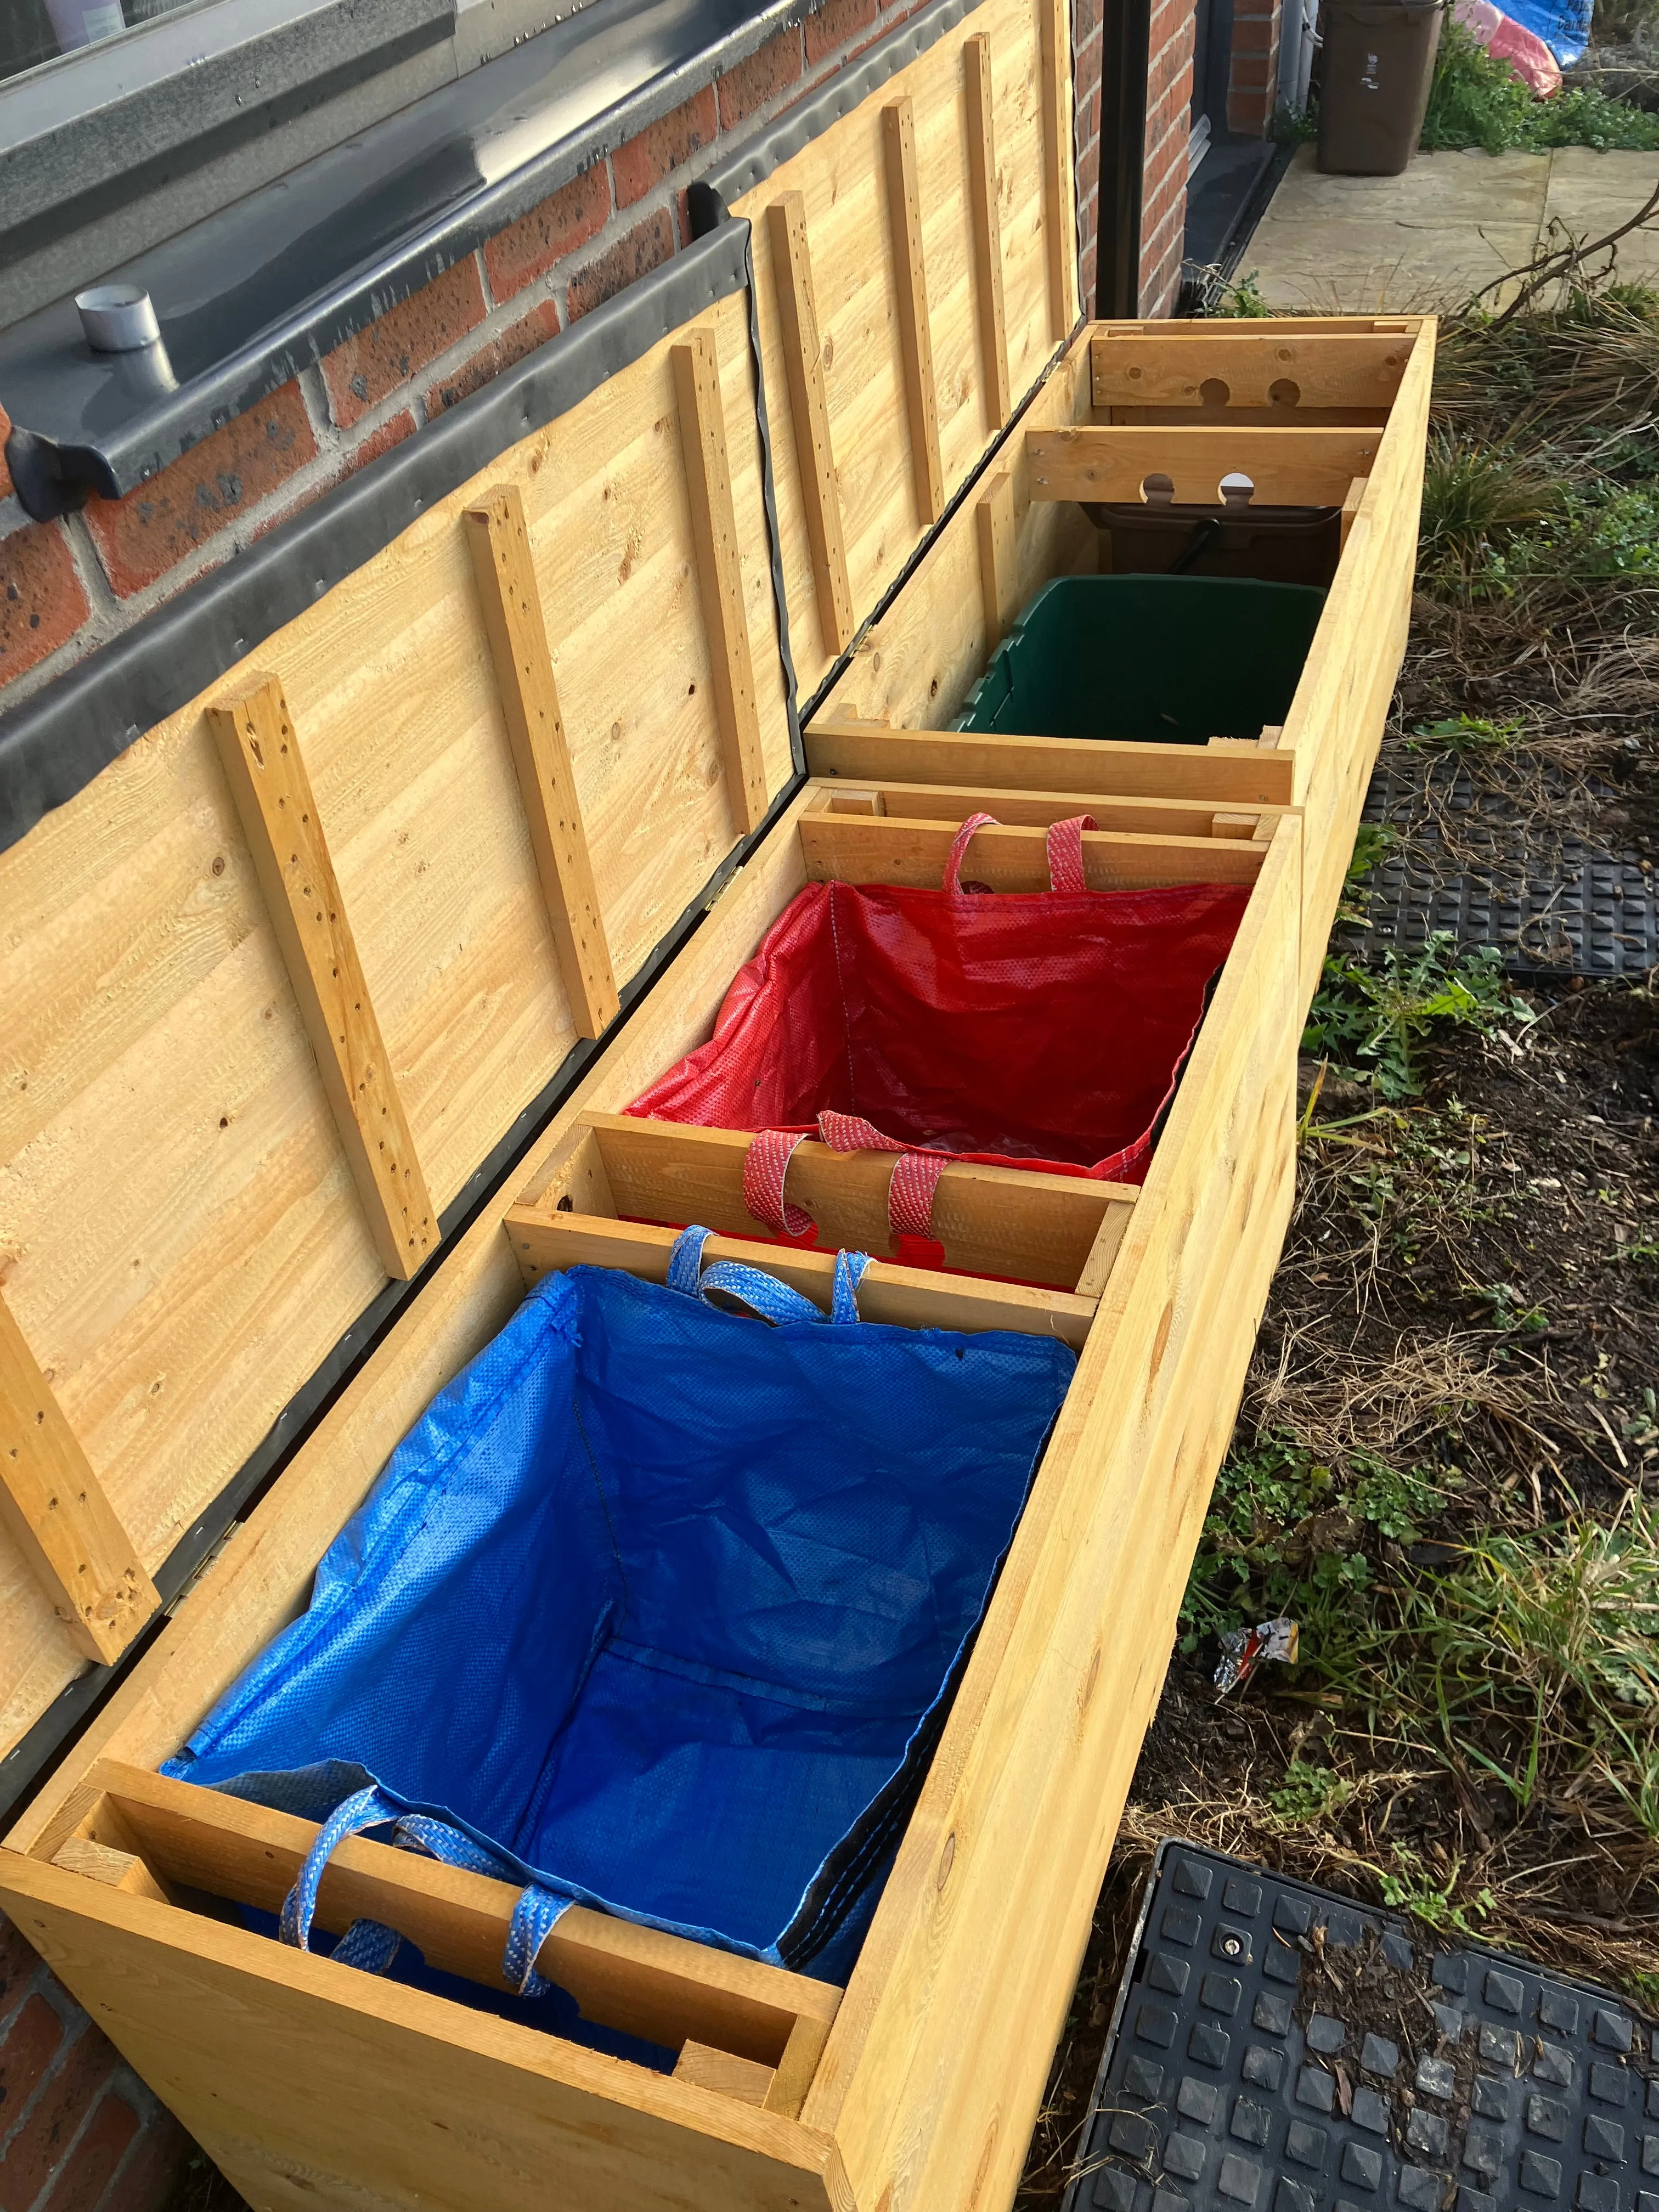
[946,811,1097,894]
[743,1127,815,1238]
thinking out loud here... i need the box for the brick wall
[0,1914,187,2212]
[1139,0,1196,315]
[1228,0,1283,134]
[0,0,1146,715]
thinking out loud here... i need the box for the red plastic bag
[628,814,1249,1242]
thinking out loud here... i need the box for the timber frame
[809,314,1436,1018]
[2,783,1300,2212]
[0,15,1430,2196]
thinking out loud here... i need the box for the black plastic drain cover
[1063,1844,1659,2212]
[1344,757,1658,980]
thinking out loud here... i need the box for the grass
[1421,18,1659,149]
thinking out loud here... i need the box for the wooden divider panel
[735,0,1079,696]
[0,281,794,1745]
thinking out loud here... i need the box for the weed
[1489,478,1659,586]
[1376,1848,1498,1937]
[1212,269,1273,318]
[1421,19,1659,150]
[1273,100,1319,144]
[1475,1283,1549,1331]
[1269,1760,1355,1822]
[1407,713,1523,752]
[1337,822,1395,926]
[1180,1435,1446,1643]
[1304,933,1529,1097]
[1304,1497,1659,1835]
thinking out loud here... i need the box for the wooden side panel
[1026,423,1385,505]
[0,1860,851,2212]
[1278,323,1435,1010]
[801,818,1303,2212]
[0,287,793,1759]
[810,324,1095,732]
[1090,329,1414,411]
[736,0,1075,694]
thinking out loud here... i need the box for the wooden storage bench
[0,0,1430,2198]
[1,782,1301,2212]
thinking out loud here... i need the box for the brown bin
[1316,0,1446,174]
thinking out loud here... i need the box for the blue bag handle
[280,1785,571,1996]
[668,1225,871,1323]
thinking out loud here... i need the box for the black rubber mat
[1063,1843,1659,2212]
[1342,756,1659,980]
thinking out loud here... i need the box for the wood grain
[1039,0,1075,337]
[975,469,1018,651]
[1026,422,1384,505]
[507,1211,1098,1348]
[588,1113,1133,1290]
[1090,329,1413,411]
[798,812,1266,890]
[0,1293,158,1666]
[963,35,1011,431]
[464,484,618,1040]
[207,675,437,1281]
[673,329,770,837]
[0,1854,855,2212]
[882,98,946,526]
[766,195,856,654]
[806,724,1296,806]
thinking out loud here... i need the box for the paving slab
[1539,145,1659,283]
[1243,147,1551,308]
[1244,145,1659,309]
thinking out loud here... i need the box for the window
[0,0,205,90]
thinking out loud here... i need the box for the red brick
[0,2022,119,2212]
[1077,139,1101,202]
[483,167,610,301]
[612,87,717,208]
[0,1917,43,2032]
[0,404,12,503]
[565,207,676,322]
[0,1990,65,2138]
[321,259,487,430]
[805,0,879,63]
[83,383,316,599]
[1229,52,1274,83]
[423,299,561,417]
[345,409,418,475]
[715,27,802,129]
[38,2086,138,2212]
[0,522,91,685]
[98,2112,192,2212]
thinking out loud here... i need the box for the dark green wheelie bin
[953,574,1326,745]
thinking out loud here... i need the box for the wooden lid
[0,229,796,1787]
[702,0,1079,704]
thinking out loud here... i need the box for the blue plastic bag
[1500,0,1591,67]
[167,1229,1074,1991]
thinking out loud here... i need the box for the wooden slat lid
[0,226,797,1788]
[698,0,1080,705]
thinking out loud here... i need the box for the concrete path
[1242,143,1659,312]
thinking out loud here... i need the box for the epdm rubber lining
[1064,1843,1659,2212]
